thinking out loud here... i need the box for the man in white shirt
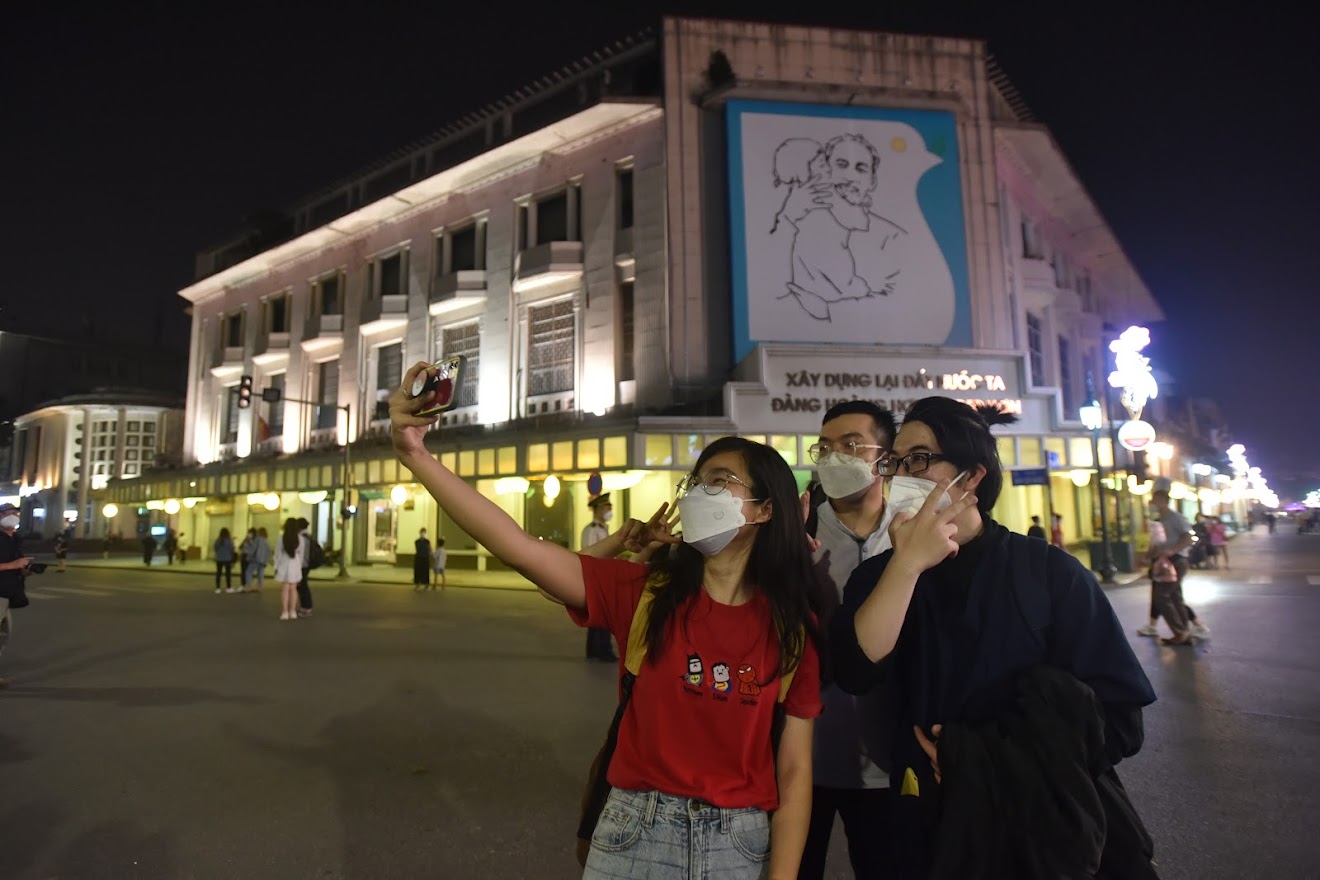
[800,401,897,880]
[1138,489,1210,640]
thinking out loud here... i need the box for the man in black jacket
[0,502,35,689]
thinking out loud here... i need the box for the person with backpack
[390,363,823,879]
[274,518,307,621]
[295,518,316,618]
[799,400,898,880]
[830,398,1158,878]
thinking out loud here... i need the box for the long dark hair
[901,398,1018,513]
[282,518,300,556]
[643,437,817,680]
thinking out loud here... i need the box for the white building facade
[97,19,1163,570]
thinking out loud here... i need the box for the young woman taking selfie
[389,362,822,880]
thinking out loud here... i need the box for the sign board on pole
[1011,467,1050,486]
[1118,420,1157,452]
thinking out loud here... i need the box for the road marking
[43,587,115,598]
[1249,575,1272,585]
[26,593,64,600]
[1308,575,1320,586]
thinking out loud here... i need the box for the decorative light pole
[1081,376,1115,584]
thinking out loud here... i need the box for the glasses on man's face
[806,440,887,464]
[877,452,952,477]
[676,471,761,501]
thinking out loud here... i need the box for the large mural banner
[727,100,972,361]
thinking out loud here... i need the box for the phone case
[412,355,466,417]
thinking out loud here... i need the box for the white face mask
[600,510,614,523]
[0,515,18,530]
[887,471,968,519]
[677,489,748,557]
[816,452,878,500]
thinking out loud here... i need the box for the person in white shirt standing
[799,401,898,880]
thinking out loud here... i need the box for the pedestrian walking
[413,529,432,590]
[829,398,1159,878]
[390,364,823,878]
[431,537,447,590]
[213,528,236,593]
[141,533,156,566]
[580,494,618,662]
[53,534,68,572]
[1049,511,1065,548]
[239,528,256,589]
[1137,490,1210,642]
[176,533,188,564]
[799,401,898,880]
[163,529,178,565]
[1209,518,1230,569]
[274,519,306,621]
[0,502,36,690]
[244,527,270,592]
[294,518,315,617]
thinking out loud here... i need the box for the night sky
[6,3,1315,496]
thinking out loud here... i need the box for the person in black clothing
[295,518,314,617]
[829,398,1157,879]
[413,528,432,590]
[1026,515,1046,540]
[0,502,35,689]
[141,534,157,566]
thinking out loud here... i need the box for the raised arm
[852,479,977,662]
[389,362,586,609]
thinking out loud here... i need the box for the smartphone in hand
[409,355,466,417]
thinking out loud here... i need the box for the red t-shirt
[569,555,823,811]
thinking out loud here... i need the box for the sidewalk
[61,554,537,591]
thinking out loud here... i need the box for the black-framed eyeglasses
[806,440,888,464]
[676,471,762,501]
[877,452,952,477]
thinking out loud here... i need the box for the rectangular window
[222,387,240,443]
[521,184,580,248]
[527,299,575,396]
[225,313,243,347]
[439,322,480,409]
[618,281,635,382]
[374,343,403,420]
[316,360,339,430]
[536,191,570,243]
[267,373,286,435]
[1026,312,1045,387]
[1022,218,1044,259]
[1053,251,1071,289]
[449,223,482,272]
[373,252,404,298]
[316,273,342,315]
[617,167,634,230]
[267,294,289,333]
[1058,336,1075,415]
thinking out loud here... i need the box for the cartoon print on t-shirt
[711,662,732,693]
[737,664,761,696]
[685,653,705,687]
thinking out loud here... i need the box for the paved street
[2,528,1318,879]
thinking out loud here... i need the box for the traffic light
[237,375,254,409]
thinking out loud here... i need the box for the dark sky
[5,3,1316,496]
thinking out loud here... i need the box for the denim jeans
[246,561,265,589]
[584,788,770,880]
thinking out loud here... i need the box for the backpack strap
[623,580,659,676]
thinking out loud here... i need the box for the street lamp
[1080,398,1116,584]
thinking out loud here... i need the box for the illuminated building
[96,19,1164,571]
